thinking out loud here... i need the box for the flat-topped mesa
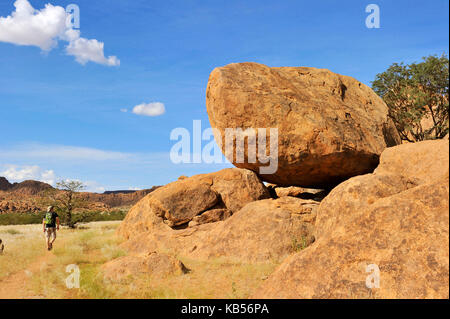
[206,62,401,188]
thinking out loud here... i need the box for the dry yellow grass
[99,257,277,299]
[0,224,46,280]
[0,221,279,299]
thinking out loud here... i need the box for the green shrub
[372,54,449,142]
[291,236,308,253]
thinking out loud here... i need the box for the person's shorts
[45,227,57,240]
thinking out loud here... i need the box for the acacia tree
[43,180,86,228]
[372,54,449,142]
[56,180,86,228]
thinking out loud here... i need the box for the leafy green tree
[372,54,449,142]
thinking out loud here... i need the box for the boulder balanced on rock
[110,62,446,298]
[206,62,401,188]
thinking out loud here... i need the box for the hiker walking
[43,206,60,251]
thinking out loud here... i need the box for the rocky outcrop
[188,197,318,262]
[118,168,270,231]
[254,139,449,298]
[102,251,188,282]
[315,138,449,239]
[206,62,401,188]
[118,187,318,263]
[150,179,220,227]
[0,200,41,213]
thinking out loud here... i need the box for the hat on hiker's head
[47,206,54,212]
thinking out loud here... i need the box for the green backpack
[44,212,54,225]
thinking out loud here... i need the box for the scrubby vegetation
[0,213,43,225]
[0,209,127,226]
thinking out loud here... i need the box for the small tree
[56,180,86,228]
[372,54,449,142]
[42,180,86,228]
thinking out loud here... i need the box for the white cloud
[132,102,166,117]
[0,142,233,192]
[66,36,120,66]
[0,0,119,66]
[0,0,66,51]
[1,165,57,185]
[0,144,132,161]
[128,187,142,191]
[83,180,106,193]
[120,108,128,113]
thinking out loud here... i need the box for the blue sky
[0,0,448,192]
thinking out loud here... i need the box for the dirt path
[0,249,56,299]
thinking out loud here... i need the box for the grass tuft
[1,229,22,235]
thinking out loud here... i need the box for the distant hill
[0,177,12,191]
[0,177,159,214]
[9,180,54,196]
[0,178,53,195]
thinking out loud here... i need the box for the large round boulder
[206,62,401,188]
